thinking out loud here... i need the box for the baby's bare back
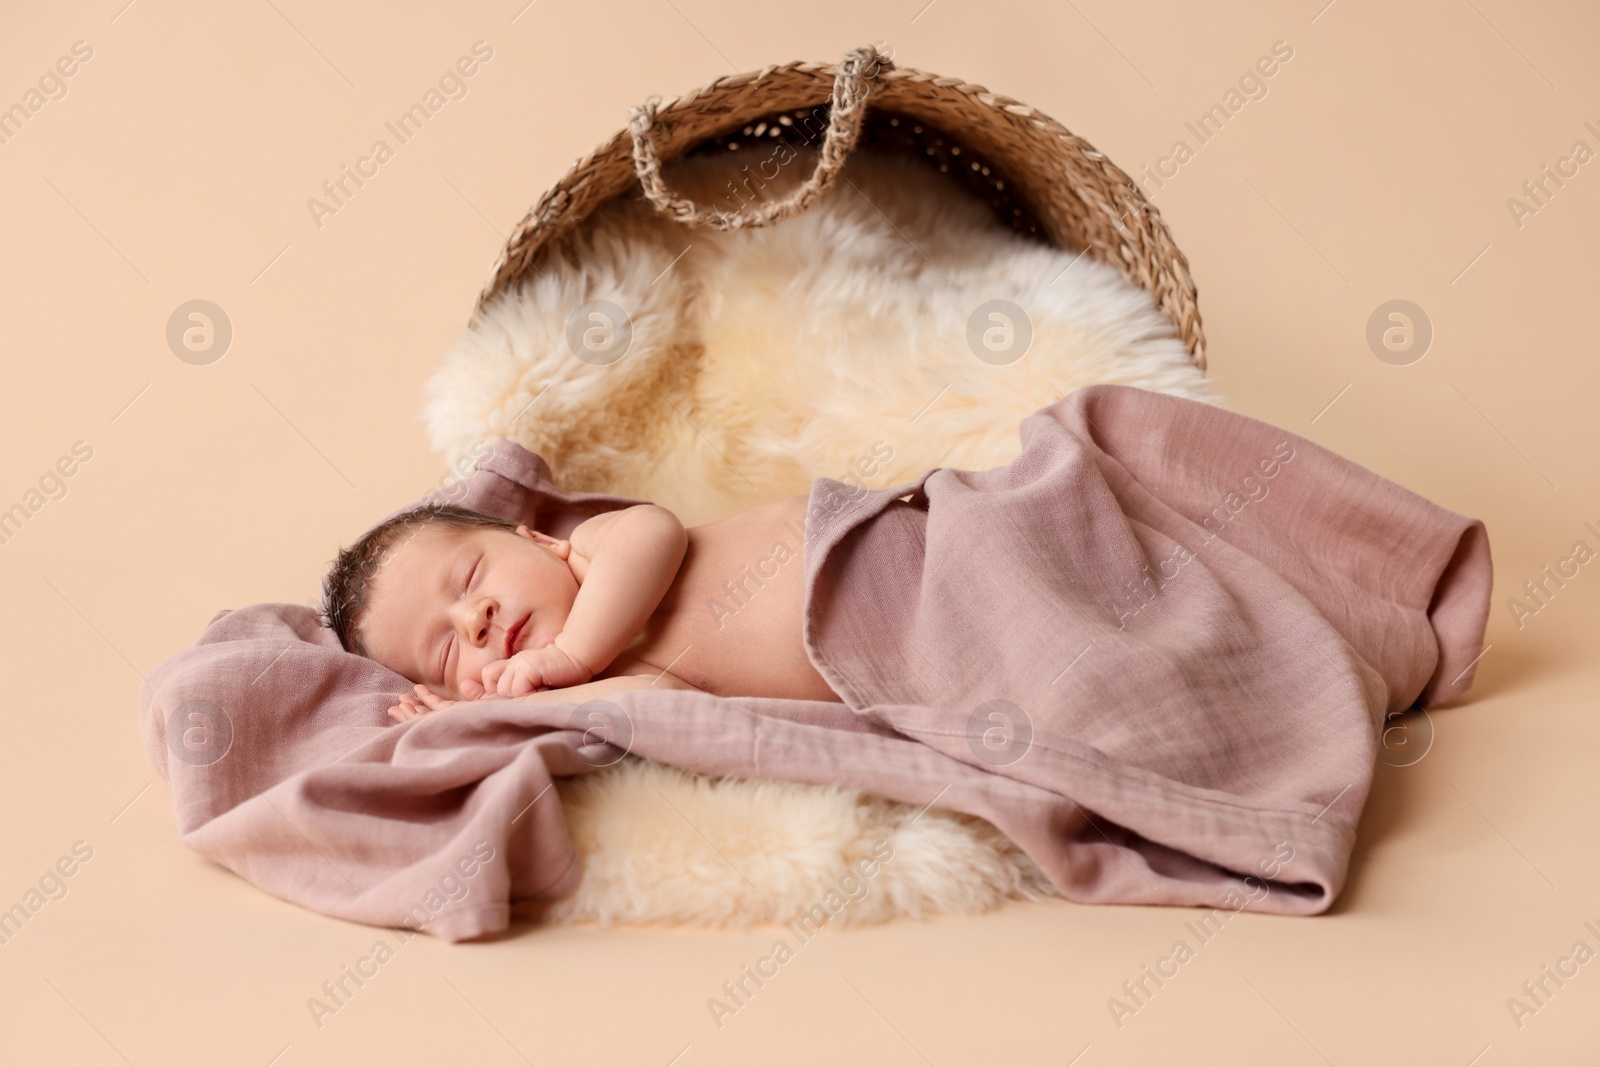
[601,494,843,702]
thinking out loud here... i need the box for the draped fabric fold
[137,385,1491,940]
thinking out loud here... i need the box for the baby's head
[321,504,579,700]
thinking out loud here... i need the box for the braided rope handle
[627,44,892,230]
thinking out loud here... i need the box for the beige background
[2,0,1598,1063]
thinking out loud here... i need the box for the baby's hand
[481,643,593,698]
[387,679,487,723]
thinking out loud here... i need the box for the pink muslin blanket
[136,384,1492,940]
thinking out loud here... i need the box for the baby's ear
[515,524,571,558]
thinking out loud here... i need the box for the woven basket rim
[476,49,1206,370]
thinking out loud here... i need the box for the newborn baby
[320,497,844,722]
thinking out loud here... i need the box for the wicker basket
[474,43,1206,370]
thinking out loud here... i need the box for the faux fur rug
[530,757,1060,929]
[425,144,1219,929]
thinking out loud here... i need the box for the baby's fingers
[498,660,539,698]
[413,684,452,712]
[481,659,510,694]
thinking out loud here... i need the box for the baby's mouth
[504,614,528,659]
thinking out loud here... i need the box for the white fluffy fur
[425,146,1219,527]
[535,757,1058,929]
[425,146,1218,929]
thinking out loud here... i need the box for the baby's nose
[454,599,493,645]
[474,602,496,643]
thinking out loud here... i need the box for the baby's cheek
[461,652,495,692]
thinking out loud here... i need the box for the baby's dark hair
[320,503,520,659]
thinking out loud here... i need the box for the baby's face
[359,522,579,700]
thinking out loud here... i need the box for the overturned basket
[476,43,1206,369]
[436,44,1213,930]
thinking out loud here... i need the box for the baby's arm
[485,505,687,697]
[557,504,687,674]
[516,670,701,702]
[392,669,701,721]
